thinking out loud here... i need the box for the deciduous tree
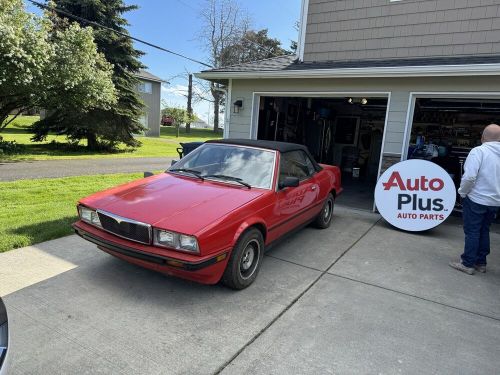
[198,0,290,133]
[161,105,196,137]
[0,0,116,136]
[199,0,249,133]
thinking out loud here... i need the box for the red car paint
[73,145,342,285]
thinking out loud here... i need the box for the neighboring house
[136,70,163,137]
[197,0,500,210]
[191,119,211,129]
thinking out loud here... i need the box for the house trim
[297,0,309,62]
[224,79,233,139]
[196,63,500,80]
[401,91,500,160]
[376,92,392,181]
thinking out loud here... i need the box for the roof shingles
[201,54,500,74]
[136,70,164,82]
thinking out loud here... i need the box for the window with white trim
[137,81,152,94]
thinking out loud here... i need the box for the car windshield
[168,143,276,189]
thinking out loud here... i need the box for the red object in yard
[73,139,342,289]
[161,115,174,126]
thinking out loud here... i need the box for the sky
[25,0,302,124]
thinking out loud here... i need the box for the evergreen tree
[32,0,146,150]
[220,29,291,66]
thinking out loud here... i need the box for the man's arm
[458,148,482,197]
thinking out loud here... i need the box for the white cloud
[162,84,188,98]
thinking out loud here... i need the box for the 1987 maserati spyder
[73,139,342,289]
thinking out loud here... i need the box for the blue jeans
[461,197,498,267]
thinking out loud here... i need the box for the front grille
[97,211,151,244]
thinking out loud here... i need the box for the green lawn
[0,172,153,253]
[1,116,221,161]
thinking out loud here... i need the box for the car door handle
[311,186,317,191]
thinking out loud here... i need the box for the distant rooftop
[136,70,164,83]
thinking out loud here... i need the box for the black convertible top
[206,138,322,171]
[207,138,309,153]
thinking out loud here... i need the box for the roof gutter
[136,76,168,84]
[195,63,500,80]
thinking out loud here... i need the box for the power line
[27,0,213,68]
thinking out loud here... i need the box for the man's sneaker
[474,264,486,273]
[449,261,475,275]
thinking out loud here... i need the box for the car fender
[319,164,341,196]
[231,217,267,248]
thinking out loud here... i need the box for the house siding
[138,80,161,137]
[227,75,500,155]
[303,0,500,62]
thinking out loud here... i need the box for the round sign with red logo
[375,159,456,231]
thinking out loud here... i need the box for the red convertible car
[73,140,342,289]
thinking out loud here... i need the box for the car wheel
[313,193,334,229]
[222,228,264,290]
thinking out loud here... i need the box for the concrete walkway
[0,157,174,181]
[1,207,499,374]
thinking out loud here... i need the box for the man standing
[449,124,500,275]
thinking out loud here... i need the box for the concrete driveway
[1,207,499,374]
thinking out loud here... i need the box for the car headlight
[78,206,102,228]
[153,229,199,253]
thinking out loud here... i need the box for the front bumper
[73,223,230,284]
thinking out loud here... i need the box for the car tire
[313,193,334,229]
[222,228,265,290]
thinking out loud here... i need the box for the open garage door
[256,96,388,210]
[406,96,500,214]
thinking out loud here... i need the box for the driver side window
[279,150,316,184]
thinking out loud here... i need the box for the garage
[255,95,389,210]
[404,95,500,211]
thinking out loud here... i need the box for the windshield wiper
[168,168,204,181]
[202,174,251,189]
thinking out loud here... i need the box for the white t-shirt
[458,142,500,207]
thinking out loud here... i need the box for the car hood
[80,173,266,234]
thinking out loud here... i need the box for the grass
[0,116,221,161]
[0,172,152,253]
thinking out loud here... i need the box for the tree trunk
[87,133,98,150]
[0,104,23,131]
[0,113,9,131]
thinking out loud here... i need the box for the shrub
[0,135,25,154]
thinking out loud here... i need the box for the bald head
[482,124,500,143]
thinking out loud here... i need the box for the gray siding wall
[139,80,161,137]
[228,75,500,156]
[304,0,500,62]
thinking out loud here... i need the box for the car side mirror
[279,176,300,189]
[143,171,154,178]
[171,160,178,166]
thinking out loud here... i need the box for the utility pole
[186,74,193,134]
